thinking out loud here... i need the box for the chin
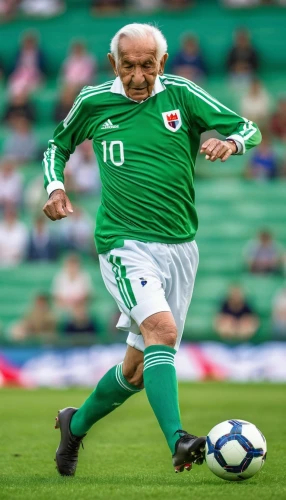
[130,91,149,101]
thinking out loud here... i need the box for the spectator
[60,41,96,89]
[0,205,28,267]
[8,31,46,96]
[0,0,19,18]
[27,216,58,261]
[130,0,163,11]
[3,116,38,163]
[244,230,284,274]
[171,34,206,82]
[24,174,48,213]
[271,97,286,142]
[240,78,271,128]
[226,28,259,86]
[164,0,193,8]
[3,90,35,125]
[62,301,98,336]
[52,254,93,311]
[53,85,78,123]
[223,0,259,6]
[245,135,278,180]
[58,205,93,253]
[0,158,23,210]
[272,287,286,339]
[10,293,57,342]
[214,285,259,340]
[91,0,126,14]
[20,0,65,16]
[65,140,101,195]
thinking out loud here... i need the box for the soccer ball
[205,419,267,481]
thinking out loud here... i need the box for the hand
[200,138,237,162]
[43,189,73,221]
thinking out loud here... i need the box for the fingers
[200,139,233,162]
[65,197,74,214]
[43,200,66,221]
[42,191,73,221]
[220,148,233,162]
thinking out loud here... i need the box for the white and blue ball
[205,419,267,481]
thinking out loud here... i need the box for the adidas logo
[101,119,119,130]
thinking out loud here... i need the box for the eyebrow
[121,57,155,64]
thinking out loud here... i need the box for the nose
[132,65,145,85]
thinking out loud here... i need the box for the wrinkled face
[108,35,168,102]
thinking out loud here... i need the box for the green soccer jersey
[43,74,261,254]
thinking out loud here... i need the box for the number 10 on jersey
[101,140,124,166]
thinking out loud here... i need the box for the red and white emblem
[162,109,182,132]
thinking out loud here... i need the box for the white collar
[110,76,166,102]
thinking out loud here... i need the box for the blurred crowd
[0,29,286,172]
[223,0,286,6]
[0,0,195,19]
[10,254,99,343]
[214,229,286,342]
[0,4,285,345]
[1,0,285,19]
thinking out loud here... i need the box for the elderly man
[43,23,261,476]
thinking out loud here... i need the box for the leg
[140,311,181,456]
[55,346,143,476]
[122,345,144,388]
[71,346,143,437]
[140,311,205,471]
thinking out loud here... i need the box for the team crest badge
[162,109,182,132]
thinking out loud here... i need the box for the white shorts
[99,239,199,352]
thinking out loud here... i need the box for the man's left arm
[189,84,262,162]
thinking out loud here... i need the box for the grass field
[0,383,285,500]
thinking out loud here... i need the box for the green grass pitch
[0,383,285,500]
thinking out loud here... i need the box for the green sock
[143,345,182,454]
[70,363,141,436]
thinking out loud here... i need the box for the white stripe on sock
[116,364,141,393]
[144,356,175,367]
[144,351,175,360]
[144,361,175,371]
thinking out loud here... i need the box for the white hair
[110,23,167,65]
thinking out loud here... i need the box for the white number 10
[101,140,124,166]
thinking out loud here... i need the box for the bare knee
[140,312,178,347]
[123,360,144,388]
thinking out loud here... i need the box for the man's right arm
[42,88,93,220]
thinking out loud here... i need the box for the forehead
[118,35,157,60]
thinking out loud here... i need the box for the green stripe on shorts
[116,256,137,308]
[109,254,137,310]
[109,255,132,310]
[109,255,137,310]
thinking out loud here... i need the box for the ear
[108,53,118,76]
[159,53,168,75]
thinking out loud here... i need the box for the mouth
[129,86,148,91]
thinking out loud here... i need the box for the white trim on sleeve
[226,134,245,155]
[46,181,65,196]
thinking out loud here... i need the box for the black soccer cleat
[172,430,206,473]
[54,407,86,476]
